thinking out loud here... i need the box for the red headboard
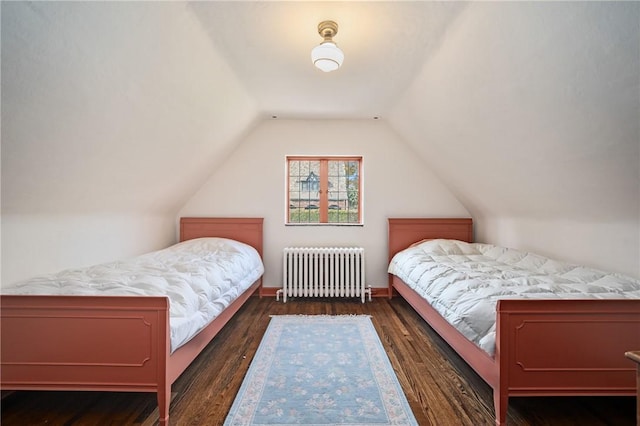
[180,217,264,258]
[387,218,473,264]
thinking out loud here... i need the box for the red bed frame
[1,217,264,425]
[387,218,640,425]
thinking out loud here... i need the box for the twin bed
[387,218,640,425]
[1,217,264,425]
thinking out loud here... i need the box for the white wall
[1,2,258,285]
[389,1,640,278]
[477,217,639,277]
[179,119,470,289]
[4,1,636,286]
[1,214,176,285]
[2,2,257,216]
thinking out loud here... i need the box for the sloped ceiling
[2,2,638,230]
[2,2,258,214]
[389,2,639,224]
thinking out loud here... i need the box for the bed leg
[158,384,171,425]
[493,390,508,425]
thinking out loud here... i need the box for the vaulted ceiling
[188,1,466,118]
[2,1,638,228]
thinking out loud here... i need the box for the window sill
[285,223,364,227]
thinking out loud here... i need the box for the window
[287,156,362,225]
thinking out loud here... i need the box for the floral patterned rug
[224,315,418,425]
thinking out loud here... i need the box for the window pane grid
[287,157,361,225]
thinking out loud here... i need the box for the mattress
[2,237,264,352]
[388,239,640,356]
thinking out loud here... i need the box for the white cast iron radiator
[277,247,371,303]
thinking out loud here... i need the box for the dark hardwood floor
[1,296,635,425]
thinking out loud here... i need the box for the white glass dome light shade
[311,41,344,72]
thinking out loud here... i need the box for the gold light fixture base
[318,20,339,41]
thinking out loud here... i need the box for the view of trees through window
[287,156,362,224]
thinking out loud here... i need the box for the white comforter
[2,237,264,352]
[388,239,640,356]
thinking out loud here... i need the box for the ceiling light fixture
[311,20,344,72]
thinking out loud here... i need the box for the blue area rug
[224,315,418,425]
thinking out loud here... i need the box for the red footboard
[392,276,640,425]
[497,299,640,395]
[1,295,170,391]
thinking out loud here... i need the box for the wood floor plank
[1,296,635,425]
